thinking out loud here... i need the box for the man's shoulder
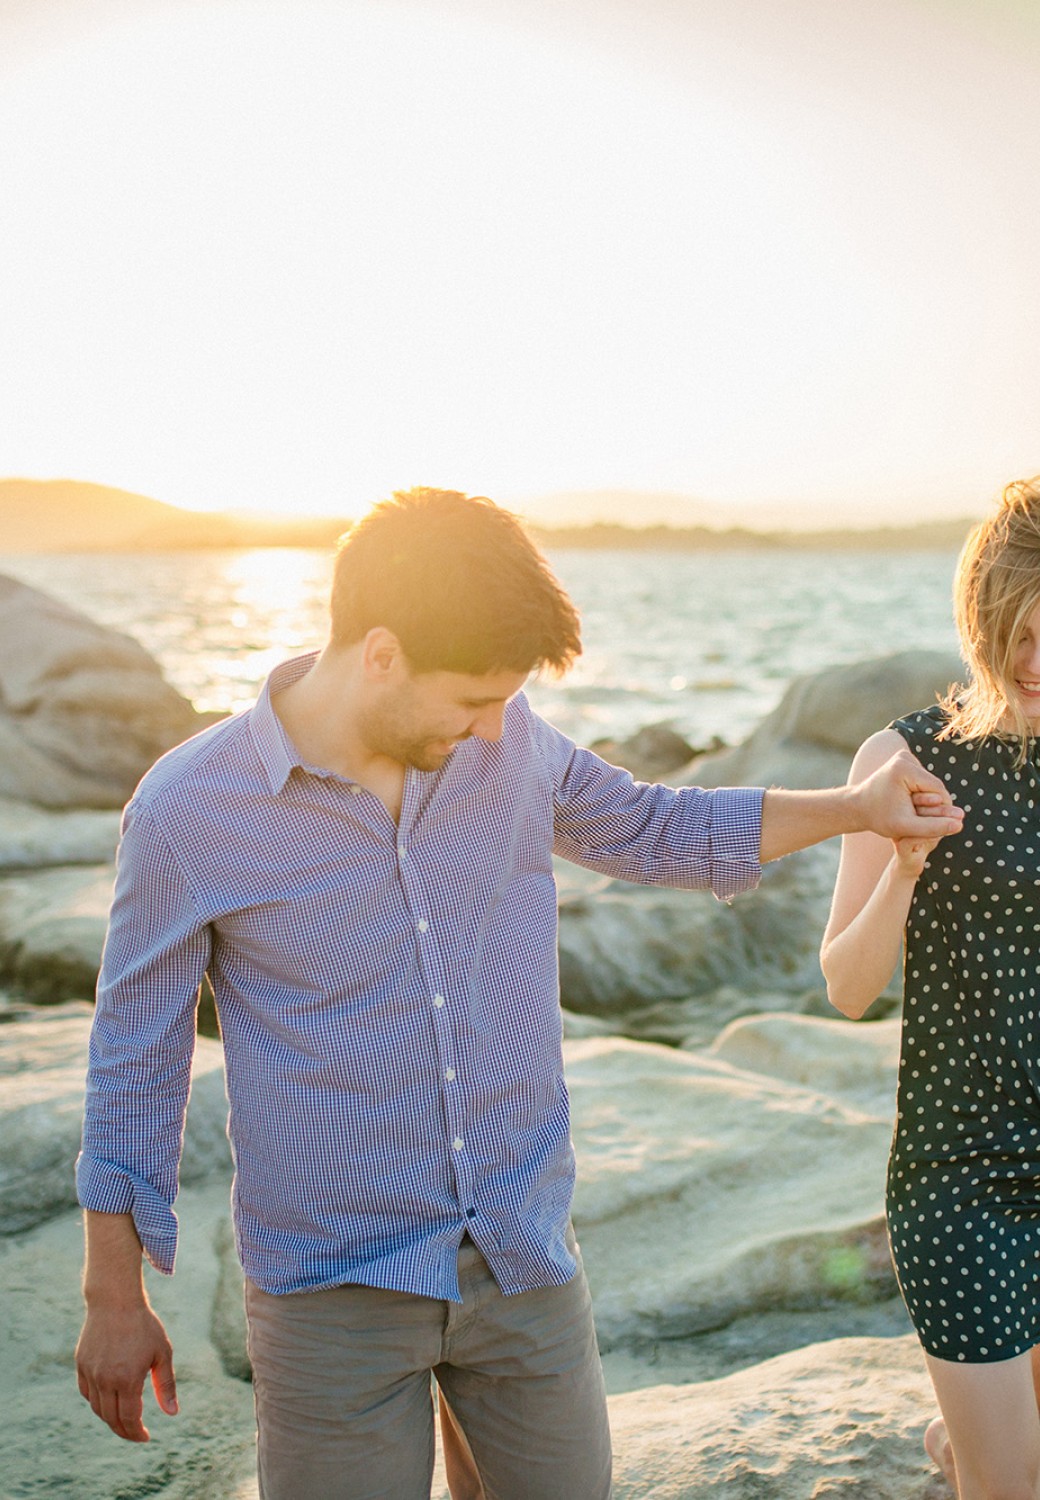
[498,693,579,785]
[132,709,256,814]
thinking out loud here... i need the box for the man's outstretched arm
[758,744,963,863]
[75,1210,178,1443]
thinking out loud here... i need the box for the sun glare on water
[190,548,335,713]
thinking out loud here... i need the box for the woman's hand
[891,833,942,880]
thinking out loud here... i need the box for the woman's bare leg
[925,1346,1040,1495]
[438,1385,486,1500]
[923,1349,1040,1499]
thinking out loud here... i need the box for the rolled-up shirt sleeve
[76,798,211,1274]
[533,713,764,900]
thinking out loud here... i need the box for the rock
[211,1215,253,1382]
[0,796,121,870]
[608,1335,946,1498]
[568,1024,896,1346]
[686,648,964,790]
[555,841,839,1020]
[0,572,215,809]
[0,864,114,1001]
[706,1011,901,1111]
[0,1005,232,1233]
[599,1295,915,1389]
[612,983,848,1051]
[588,722,702,782]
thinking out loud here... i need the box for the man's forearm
[82,1210,147,1308]
[758,786,863,863]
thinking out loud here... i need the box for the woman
[822,478,1040,1499]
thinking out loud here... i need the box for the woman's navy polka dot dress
[888,705,1040,1364]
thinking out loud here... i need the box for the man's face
[362,664,529,771]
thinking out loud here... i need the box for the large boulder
[555,841,840,1024]
[687,648,964,790]
[0,1179,271,1500]
[0,796,121,871]
[588,722,706,782]
[555,651,960,1023]
[0,573,213,809]
[1,844,851,1028]
[569,1020,899,1346]
[608,1335,944,1498]
[0,864,114,1002]
[0,1005,232,1233]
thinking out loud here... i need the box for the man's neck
[272,651,407,821]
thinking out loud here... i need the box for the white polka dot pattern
[888,706,1040,1363]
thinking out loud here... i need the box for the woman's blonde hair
[940,477,1040,758]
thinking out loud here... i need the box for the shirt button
[417,918,428,932]
[453,1138,464,1151]
[433,994,445,1008]
[398,844,407,858]
[445,1067,456,1081]
[349,784,363,796]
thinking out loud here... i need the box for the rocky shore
[0,574,964,1498]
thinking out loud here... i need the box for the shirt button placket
[411,908,467,1200]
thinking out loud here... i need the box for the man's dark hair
[330,487,582,675]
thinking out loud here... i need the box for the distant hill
[523,489,721,529]
[0,477,974,554]
[533,518,975,552]
[0,479,348,552]
[521,486,974,535]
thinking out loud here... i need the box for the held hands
[893,780,954,877]
[856,747,964,844]
[75,1301,178,1442]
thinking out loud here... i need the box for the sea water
[0,546,961,749]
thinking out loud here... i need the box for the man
[75,487,963,1499]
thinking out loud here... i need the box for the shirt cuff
[706,785,764,901]
[75,1152,179,1275]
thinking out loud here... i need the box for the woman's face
[1007,597,1040,732]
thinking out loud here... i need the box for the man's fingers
[912,814,963,837]
[86,1375,150,1443]
[116,1387,151,1442]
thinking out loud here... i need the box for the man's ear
[361,627,406,682]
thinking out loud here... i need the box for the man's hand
[75,1302,178,1442]
[853,746,964,842]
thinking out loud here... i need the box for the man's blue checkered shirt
[77,654,763,1300]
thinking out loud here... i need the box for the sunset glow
[2,0,1039,527]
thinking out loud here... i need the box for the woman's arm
[820,729,947,1020]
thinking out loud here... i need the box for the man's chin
[408,743,457,772]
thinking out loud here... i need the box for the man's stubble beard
[357,695,465,773]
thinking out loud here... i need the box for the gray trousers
[245,1236,613,1500]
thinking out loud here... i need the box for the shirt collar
[249,652,320,795]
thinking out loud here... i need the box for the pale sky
[2,0,1038,525]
